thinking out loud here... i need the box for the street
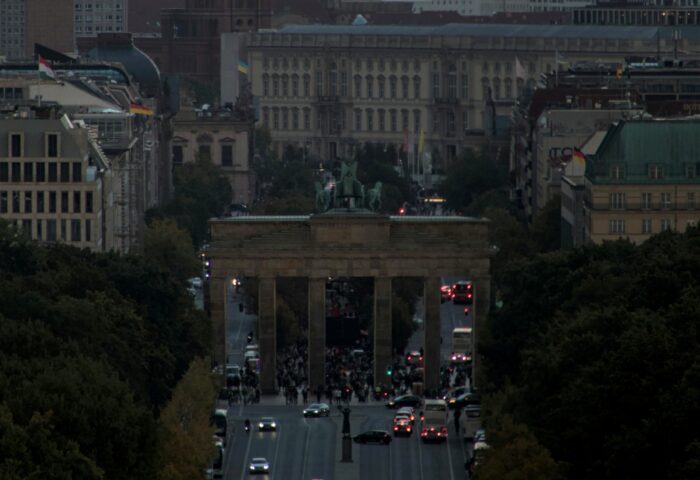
[221,278,474,480]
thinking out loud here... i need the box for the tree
[438,148,507,213]
[157,358,217,480]
[531,194,562,253]
[144,219,200,282]
[475,415,562,480]
[354,143,412,213]
[147,156,232,248]
[250,192,315,215]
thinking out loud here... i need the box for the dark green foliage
[0,221,210,479]
[353,143,412,213]
[147,156,232,248]
[437,148,508,213]
[481,231,700,480]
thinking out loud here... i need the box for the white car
[249,457,270,474]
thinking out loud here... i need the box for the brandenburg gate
[207,212,491,393]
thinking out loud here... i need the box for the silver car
[303,403,330,417]
[248,457,270,474]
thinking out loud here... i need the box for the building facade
[0,110,113,251]
[247,24,698,181]
[0,0,74,59]
[74,0,128,37]
[172,107,255,206]
[413,0,530,16]
[568,119,700,244]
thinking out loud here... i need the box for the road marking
[270,424,282,480]
[417,433,425,480]
[388,435,393,479]
[300,421,311,480]
[445,434,456,480]
[238,423,253,480]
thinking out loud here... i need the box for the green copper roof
[589,119,700,184]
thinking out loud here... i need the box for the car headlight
[263,465,269,470]
[271,423,276,428]
[259,423,264,428]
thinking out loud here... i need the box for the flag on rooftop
[572,147,586,167]
[38,56,55,80]
[515,57,526,80]
[238,60,249,75]
[129,103,154,116]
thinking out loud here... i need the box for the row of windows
[608,218,693,234]
[608,164,700,180]
[171,144,235,167]
[0,87,22,99]
[609,191,698,210]
[0,161,82,183]
[6,133,60,157]
[75,3,124,11]
[0,190,94,215]
[263,57,422,74]
[10,217,92,243]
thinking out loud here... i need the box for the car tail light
[419,356,423,361]
[407,427,412,431]
[406,356,410,361]
[394,426,398,431]
[451,354,457,361]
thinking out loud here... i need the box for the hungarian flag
[572,147,586,167]
[38,56,56,80]
[129,103,154,116]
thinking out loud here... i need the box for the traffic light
[386,365,393,376]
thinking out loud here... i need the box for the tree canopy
[480,229,700,480]
[0,221,211,479]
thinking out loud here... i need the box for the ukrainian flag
[238,60,249,75]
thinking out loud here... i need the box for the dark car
[393,418,414,437]
[450,392,481,409]
[353,430,392,444]
[258,417,277,431]
[386,394,422,409]
[451,280,473,304]
[303,403,330,417]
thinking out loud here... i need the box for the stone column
[373,277,392,388]
[423,276,441,393]
[258,277,277,394]
[308,277,326,391]
[208,276,227,370]
[471,275,491,389]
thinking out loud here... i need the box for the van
[451,280,473,305]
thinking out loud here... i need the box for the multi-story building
[0,0,74,59]
[74,0,128,37]
[0,107,113,251]
[0,55,163,253]
[530,0,595,12]
[247,23,698,184]
[171,107,255,206]
[562,119,700,245]
[413,0,531,16]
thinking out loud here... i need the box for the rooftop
[275,23,695,40]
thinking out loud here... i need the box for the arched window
[262,107,269,126]
[401,76,409,99]
[281,74,289,97]
[481,77,490,100]
[291,74,299,97]
[389,75,397,99]
[303,74,310,97]
[329,63,338,96]
[413,76,421,99]
[262,74,269,97]
[504,78,513,99]
[447,64,457,99]
[292,107,299,130]
[366,75,374,98]
[492,77,501,100]
[390,109,397,132]
[378,75,386,98]
[366,109,374,131]
[272,74,279,97]
[354,75,362,97]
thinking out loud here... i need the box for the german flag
[572,147,586,167]
[129,103,154,116]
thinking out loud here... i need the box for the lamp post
[339,405,352,462]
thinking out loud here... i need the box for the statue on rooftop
[314,181,331,212]
[366,181,382,212]
[334,159,365,209]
